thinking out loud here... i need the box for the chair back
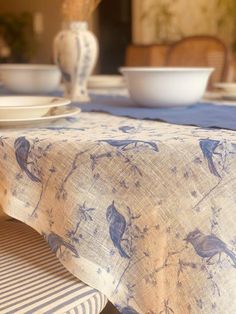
[125,44,169,67]
[166,35,231,87]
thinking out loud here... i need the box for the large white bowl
[120,67,214,107]
[0,64,61,94]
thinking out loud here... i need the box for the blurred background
[0,0,236,79]
[0,1,236,313]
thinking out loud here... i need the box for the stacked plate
[214,83,236,101]
[0,64,80,126]
[88,75,126,89]
[0,96,80,127]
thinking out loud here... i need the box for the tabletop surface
[1,110,236,314]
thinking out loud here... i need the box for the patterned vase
[53,21,98,102]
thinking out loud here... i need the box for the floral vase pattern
[54,22,98,102]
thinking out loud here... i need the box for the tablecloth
[0,110,236,314]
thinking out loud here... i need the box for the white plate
[203,91,223,100]
[0,96,70,119]
[222,92,236,101]
[204,91,236,103]
[0,106,80,127]
[214,82,236,93]
[88,75,125,89]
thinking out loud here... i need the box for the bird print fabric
[0,111,236,314]
[44,232,79,258]
[14,136,41,183]
[119,306,139,314]
[185,229,236,267]
[199,139,221,177]
[106,201,130,259]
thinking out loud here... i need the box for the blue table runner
[78,94,236,131]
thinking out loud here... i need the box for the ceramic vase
[54,21,98,102]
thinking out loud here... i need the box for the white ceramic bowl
[120,67,214,107]
[0,96,70,119]
[0,64,61,94]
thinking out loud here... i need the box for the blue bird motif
[106,201,130,259]
[199,139,221,177]
[44,232,79,258]
[116,306,139,314]
[122,307,139,314]
[119,126,136,133]
[101,139,158,152]
[44,127,84,131]
[14,136,41,183]
[185,229,236,267]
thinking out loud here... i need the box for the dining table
[0,88,236,314]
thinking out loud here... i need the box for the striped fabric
[0,220,107,314]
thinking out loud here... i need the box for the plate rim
[0,96,71,110]
[0,107,80,123]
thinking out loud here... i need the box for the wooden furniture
[125,36,234,85]
[125,44,169,67]
[166,35,232,86]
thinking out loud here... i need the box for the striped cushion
[0,220,107,314]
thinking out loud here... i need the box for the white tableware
[120,67,214,107]
[88,75,125,89]
[213,83,236,101]
[222,92,236,101]
[0,96,70,119]
[0,64,61,94]
[54,22,98,102]
[203,91,223,101]
[214,82,236,93]
[0,106,80,127]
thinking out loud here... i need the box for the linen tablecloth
[1,111,236,314]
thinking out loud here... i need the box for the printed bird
[44,232,79,258]
[184,228,236,267]
[121,306,139,314]
[106,201,130,258]
[102,139,158,152]
[115,305,139,314]
[199,139,221,177]
[118,126,136,133]
[14,136,41,183]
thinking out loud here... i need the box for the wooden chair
[0,218,108,314]
[125,44,169,67]
[125,37,234,86]
[166,35,232,87]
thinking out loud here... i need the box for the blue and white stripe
[0,220,107,314]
